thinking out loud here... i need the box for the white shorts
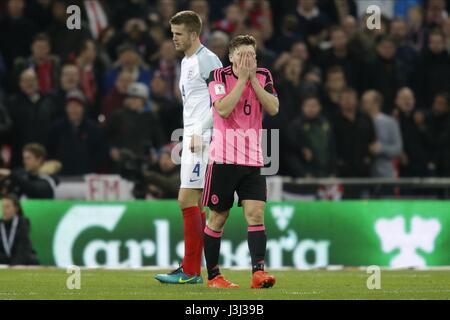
[180,136,210,189]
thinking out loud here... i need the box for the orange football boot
[207,275,240,288]
[251,271,276,288]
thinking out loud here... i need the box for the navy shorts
[202,163,267,212]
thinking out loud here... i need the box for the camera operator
[0,143,59,198]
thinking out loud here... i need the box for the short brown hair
[2,194,24,216]
[327,65,345,77]
[33,33,50,44]
[23,143,47,160]
[341,86,358,97]
[229,35,257,54]
[169,11,202,35]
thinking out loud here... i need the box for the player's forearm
[214,78,247,118]
[250,78,279,116]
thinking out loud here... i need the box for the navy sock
[204,226,222,280]
[248,225,267,273]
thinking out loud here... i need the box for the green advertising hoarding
[19,200,450,268]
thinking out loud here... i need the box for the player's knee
[178,193,197,209]
[245,207,264,225]
[208,211,228,231]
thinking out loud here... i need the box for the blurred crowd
[0,0,449,200]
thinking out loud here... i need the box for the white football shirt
[179,45,222,138]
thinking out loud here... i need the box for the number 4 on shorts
[192,163,200,177]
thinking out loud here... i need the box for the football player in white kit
[155,11,222,284]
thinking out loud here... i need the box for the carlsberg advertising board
[19,200,450,268]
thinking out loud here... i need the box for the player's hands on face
[248,52,257,80]
[236,51,250,80]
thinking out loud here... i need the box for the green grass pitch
[0,268,449,300]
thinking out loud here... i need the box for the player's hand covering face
[234,48,257,80]
[247,52,257,80]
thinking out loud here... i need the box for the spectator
[46,0,91,61]
[394,87,429,177]
[406,5,426,51]
[318,0,357,25]
[0,194,39,265]
[150,39,180,100]
[106,18,158,64]
[109,0,149,30]
[271,58,313,130]
[189,0,212,43]
[425,0,448,28]
[361,90,403,178]
[285,96,335,177]
[155,0,178,33]
[332,87,377,178]
[213,3,246,36]
[341,15,358,39]
[0,143,59,199]
[318,26,362,92]
[0,98,12,167]
[247,26,277,70]
[0,50,6,94]
[150,72,182,142]
[274,41,319,77]
[47,90,105,176]
[6,68,57,167]
[321,66,348,118]
[13,33,60,95]
[295,0,330,48]
[442,16,450,52]
[0,0,36,71]
[104,43,152,94]
[347,13,381,63]
[25,0,53,32]
[101,69,134,124]
[268,14,303,54]
[105,82,165,170]
[241,0,274,41]
[207,31,230,66]
[390,18,419,67]
[50,63,80,118]
[413,30,450,108]
[143,143,180,199]
[363,35,410,113]
[420,92,450,176]
[75,38,107,119]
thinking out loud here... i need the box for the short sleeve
[207,69,227,105]
[199,52,223,81]
[264,69,277,96]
